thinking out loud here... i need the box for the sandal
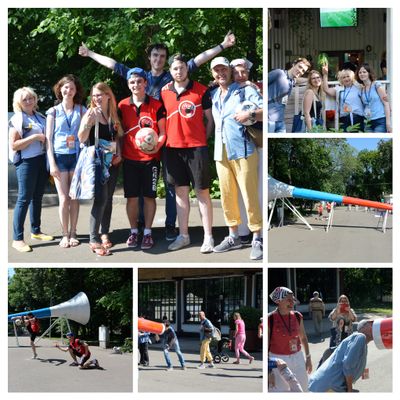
[89,242,111,257]
[59,235,70,248]
[69,232,80,247]
[101,234,113,249]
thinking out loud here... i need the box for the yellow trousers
[216,147,262,232]
[200,338,213,363]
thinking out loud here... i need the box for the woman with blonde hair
[78,82,123,256]
[46,74,86,248]
[303,70,325,132]
[233,312,254,364]
[322,64,364,132]
[9,87,54,252]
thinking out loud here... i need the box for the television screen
[320,8,357,28]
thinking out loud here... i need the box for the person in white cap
[209,56,263,260]
[268,286,312,392]
[309,291,325,338]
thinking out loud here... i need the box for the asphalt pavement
[8,337,133,392]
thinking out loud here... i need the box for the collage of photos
[4,3,396,400]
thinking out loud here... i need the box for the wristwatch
[250,110,256,119]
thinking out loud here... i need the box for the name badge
[342,103,352,113]
[364,106,372,119]
[66,135,75,149]
[289,338,298,353]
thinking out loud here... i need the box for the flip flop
[101,235,113,249]
[59,236,70,248]
[69,233,80,247]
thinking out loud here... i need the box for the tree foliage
[8,8,262,110]
[268,139,392,204]
[8,268,132,340]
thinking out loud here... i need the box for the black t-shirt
[88,122,114,146]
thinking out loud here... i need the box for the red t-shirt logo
[178,100,196,118]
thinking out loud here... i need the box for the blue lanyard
[363,84,373,105]
[342,85,353,105]
[23,112,45,132]
[61,104,74,130]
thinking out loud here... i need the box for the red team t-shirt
[161,80,211,148]
[268,311,302,355]
[118,95,166,162]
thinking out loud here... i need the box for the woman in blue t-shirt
[9,87,54,253]
[46,74,86,248]
[357,63,391,133]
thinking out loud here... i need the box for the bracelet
[219,43,224,51]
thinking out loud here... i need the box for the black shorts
[123,158,160,198]
[30,332,38,342]
[165,146,210,190]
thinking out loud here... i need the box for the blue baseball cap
[66,332,75,337]
[126,67,147,81]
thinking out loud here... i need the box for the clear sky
[346,138,390,152]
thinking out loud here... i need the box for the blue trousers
[163,341,185,368]
[13,154,48,240]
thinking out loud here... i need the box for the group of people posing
[268,286,372,392]
[268,56,391,133]
[9,32,263,260]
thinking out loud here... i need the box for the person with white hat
[268,286,312,391]
[209,56,263,260]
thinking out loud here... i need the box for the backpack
[238,87,263,148]
[268,310,301,352]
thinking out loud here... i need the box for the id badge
[362,368,369,380]
[109,141,117,154]
[281,95,288,105]
[343,103,352,113]
[289,338,298,353]
[66,135,75,149]
[364,106,372,119]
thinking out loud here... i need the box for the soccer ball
[14,318,22,326]
[235,100,259,126]
[135,128,159,154]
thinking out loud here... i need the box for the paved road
[268,206,392,262]
[8,192,262,264]
[138,337,263,392]
[8,337,132,392]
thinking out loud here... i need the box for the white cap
[211,56,230,69]
[230,58,253,70]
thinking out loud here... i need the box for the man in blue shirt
[268,58,310,133]
[209,57,263,260]
[308,319,373,392]
[79,33,235,240]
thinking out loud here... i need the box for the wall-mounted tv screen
[320,8,357,28]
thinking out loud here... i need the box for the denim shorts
[54,153,77,172]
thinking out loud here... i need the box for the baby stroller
[210,328,232,363]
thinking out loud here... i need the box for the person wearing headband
[268,286,312,391]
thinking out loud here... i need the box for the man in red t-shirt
[161,54,214,253]
[55,332,100,369]
[119,67,167,250]
[22,312,40,359]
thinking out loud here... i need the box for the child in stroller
[210,328,232,363]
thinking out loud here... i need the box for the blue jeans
[365,117,387,133]
[268,120,286,133]
[163,341,185,368]
[13,154,48,240]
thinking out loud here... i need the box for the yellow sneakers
[31,233,54,241]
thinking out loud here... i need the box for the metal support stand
[268,197,313,231]
[325,206,335,232]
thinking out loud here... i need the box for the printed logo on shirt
[178,100,196,118]
[139,116,155,129]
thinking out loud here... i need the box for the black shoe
[240,234,251,245]
[165,225,177,241]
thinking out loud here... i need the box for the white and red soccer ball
[135,128,158,154]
